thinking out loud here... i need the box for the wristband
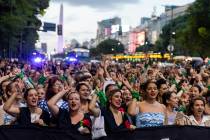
[97,91,107,107]
[131,90,140,101]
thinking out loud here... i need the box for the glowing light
[34,57,42,63]
[69,57,77,62]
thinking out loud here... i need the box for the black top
[17,107,50,126]
[121,103,136,125]
[57,108,92,134]
[101,107,130,133]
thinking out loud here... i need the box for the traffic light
[57,24,63,35]
[118,25,122,36]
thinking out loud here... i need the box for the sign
[167,44,174,52]
[43,22,56,32]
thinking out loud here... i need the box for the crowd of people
[0,57,210,138]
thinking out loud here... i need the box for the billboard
[129,32,137,53]
[128,31,146,53]
[111,25,130,34]
[137,31,145,46]
[111,25,120,33]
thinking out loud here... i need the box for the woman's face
[189,87,200,98]
[192,100,204,117]
[168,93,178,108]
[52,80,63,94]
[146,83,158,99]
[26,89,38,107]
[159,84,168,95]
[110,91,122,108]
[79,85,91,100]
[68,93,81,111]
[180,93,190,106]
[37,88,46,101]
[110,72,117,81]
[121,87,132,105]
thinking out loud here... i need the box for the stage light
[34,57,42,63]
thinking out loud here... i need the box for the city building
[139,3,191,46]
[96,17,121,45]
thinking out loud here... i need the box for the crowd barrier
[0,125,210,140]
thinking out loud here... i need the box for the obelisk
[57,4,64,53]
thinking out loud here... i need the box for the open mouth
[150,93,156,97]
[31,99,37,104]
[71,103,77,108]
[115,101,121,106]
[197,110,203,113]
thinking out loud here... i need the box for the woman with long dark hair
[101,89,135,133]
[48,89,92,134]
[38,76,68,115]
[128,81,167,127]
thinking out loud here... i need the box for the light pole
[168,5,176,59]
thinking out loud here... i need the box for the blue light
[69,57,77,62]
[34,57,42,63]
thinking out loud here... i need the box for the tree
[0,0,49,59]
[155,15,188,55]
[96,39,124,55]
[182,0,210,57]
[157,0,210,56]
[89,48,98,57]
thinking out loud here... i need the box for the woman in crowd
[157,79,168,103]
[0,79,11,125]
[3,88,50,125]
[38,76,68,115]
[76,82,91,113]
[37,86,46,102]
[128,81,167,127]
[162,91,180,125]
[189,85,202,98]
[99,89,135,133]
[2,81,26,125]
[176,96,210,126]
[121,85,133,109]
[47,88,92,134]
[76,82,100,117]
[187,96,210,126]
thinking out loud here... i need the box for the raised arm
[47,88,69,116]
[88,94,100,117]
[127,98,138,116]
[3,92,20,116]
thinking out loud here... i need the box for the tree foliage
[184,0,210,57]
[156,0,210,57]
[0,0,49,59]
[95,39,124,55]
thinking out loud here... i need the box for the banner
[0,125,209,140]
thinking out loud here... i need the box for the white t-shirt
[189,115,210,126]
